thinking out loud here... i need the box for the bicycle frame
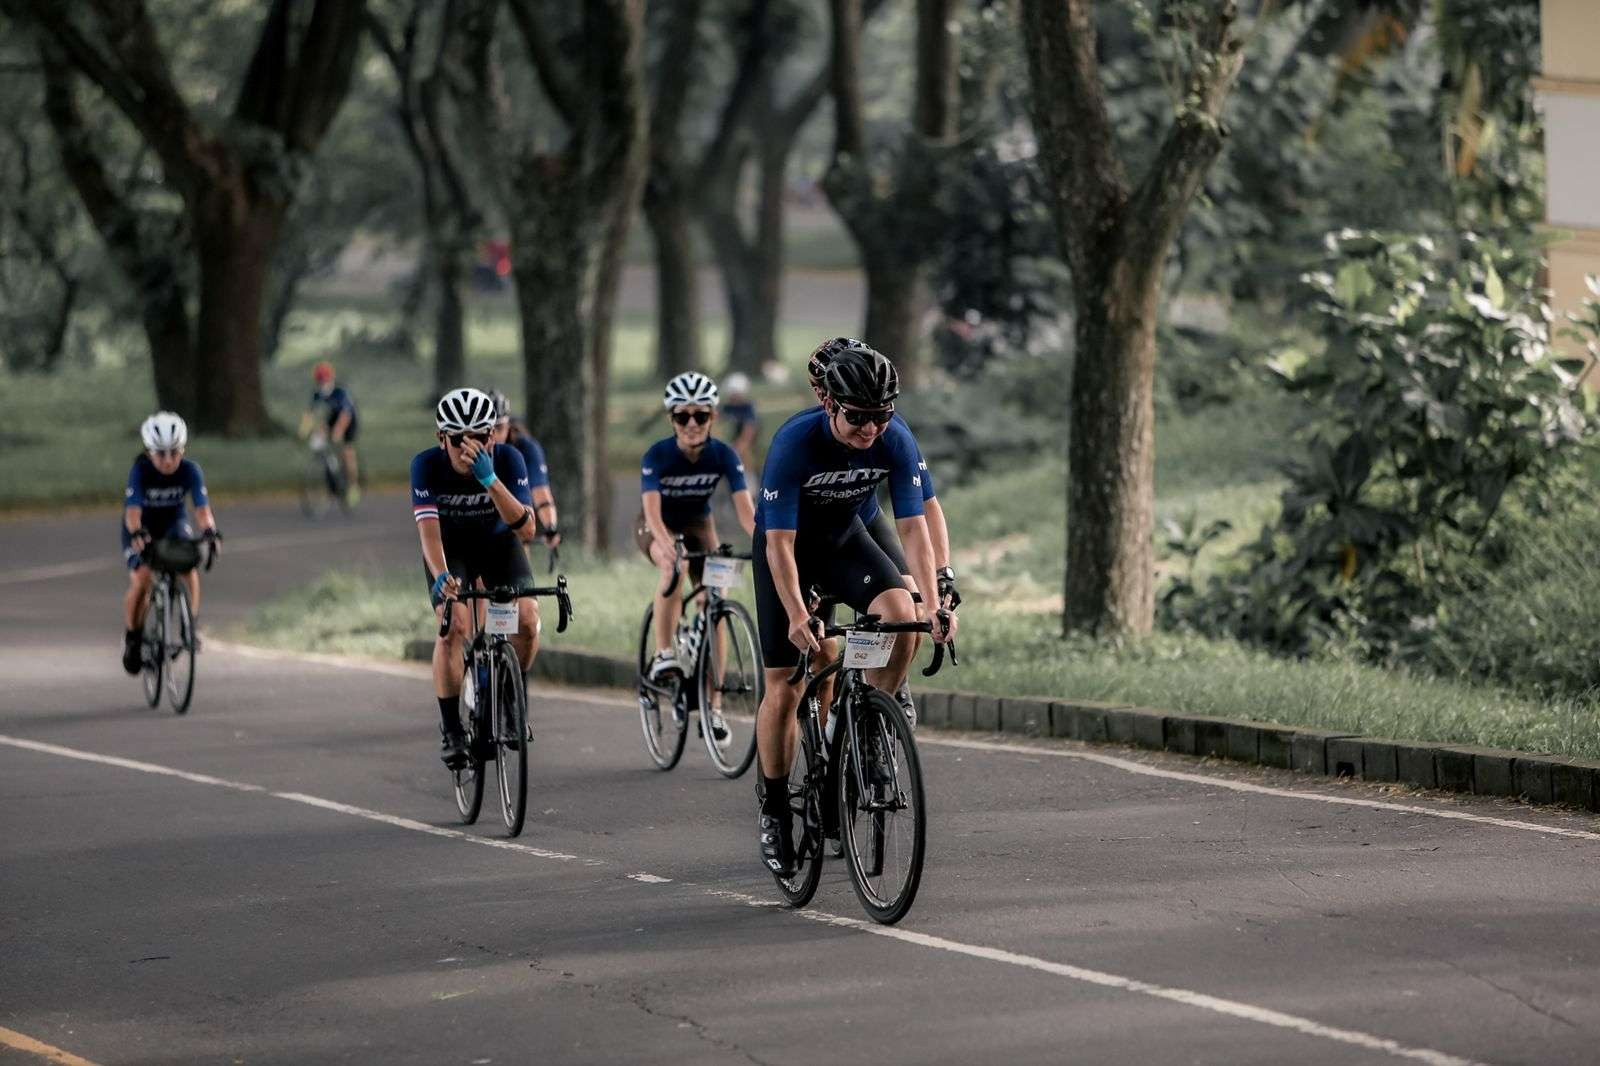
[636,540,750,702]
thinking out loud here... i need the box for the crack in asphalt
[624,989,775,1066]
[1442,961,1580,1031]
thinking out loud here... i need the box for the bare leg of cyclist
[649,538,682,657]
[756,671,802,779]
[341,444,359,491]
[185,569,201,619]
[124,568,153,630]
[511,599,540,671]
[863,587,917,695]
[814,637,838,734]
[433,601,469,704]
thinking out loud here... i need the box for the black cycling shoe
[440,729,470,770]
[759,812,796,878]
[121,631,142,675]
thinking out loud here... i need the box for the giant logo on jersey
[802,466,889,502]
[658,472,721,495]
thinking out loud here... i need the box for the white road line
[204,641,1600,845]
[0,527,384,587]
[0,734,1486,1066]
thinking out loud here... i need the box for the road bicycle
[299,429,363,519]
[439,577,573,836]
[137,534,217,715]
[767,602,956,925]
[636,539,762,778]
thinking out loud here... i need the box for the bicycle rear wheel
[772,714,825,908]
[637,603,687,770]
[699,601,761,778]
[492,641,529,836]
[165,579,196,715]
[838,688,925,925]
[141,584,165,708]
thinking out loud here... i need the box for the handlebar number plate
[843,630,896,670]
[703,556,741,591]
[486,602,519,635]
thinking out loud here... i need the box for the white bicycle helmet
[140,411,187,451]
[662,371,719,409]
[435,387,497,433]
[723,371,751,395]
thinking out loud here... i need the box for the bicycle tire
[838,688,925,925]
[141,583,164,708]
[636,603,687,770]
[165,579,196,715]
[699,600,761,778]
[493,641,529,836]
[453,654,487,824]
[772,714,825,908]
[299,453,334,520]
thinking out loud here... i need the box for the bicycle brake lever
[555,575,571,633]
[922,641,944,678]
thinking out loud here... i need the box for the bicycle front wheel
[636,603,687,770]
[299,453,333,520]
[772,713,825,908]
[492,641,529,836]
[699,601,761,778]
[453,656,487,824]
[165,579,196,715]
[838,688,926,925]
[141,584,165,708]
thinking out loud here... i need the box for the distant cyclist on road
[751,345,955,876]
[301,361,361,505]
[638,372,756,690]
[121,412,221,673]
[489,390,561,548]
[412,388,541,769]
[720,371,760,477]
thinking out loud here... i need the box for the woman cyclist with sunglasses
[637,372,756,686]
[412,387,543,769]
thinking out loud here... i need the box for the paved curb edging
[404,640,1600,813]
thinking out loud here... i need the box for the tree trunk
[861,254,922,386]
[1064,261,1160,636]
[748,128,789,374]
[644,189,701,375]
[190,190,281,436]
[432,242,467,393]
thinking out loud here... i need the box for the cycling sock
[438,695,462,735]
[761,774,790,819]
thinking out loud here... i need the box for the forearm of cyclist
[532,486,558,540]
[331,409,352,443]
[297,411,314,438]
[194,505,217,534]
[418,519,450,584]
[487,479,536,543]
[124,505,142,535]
[732,490,756,537]
[896,515,953,642]
[923,495,952,571]
[641,492,675,556]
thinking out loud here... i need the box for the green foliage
[1178,230,1596,658]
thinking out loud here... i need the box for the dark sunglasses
[151,448,182,459]
[446,431,491,447]
[671,410,712,426]
[833,402,894,428]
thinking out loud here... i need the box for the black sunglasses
[671,410,712,426]
[446,431,491,447]
[834,402,894,427]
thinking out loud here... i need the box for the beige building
[1538,0,1600,372]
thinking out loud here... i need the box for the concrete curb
[403,640,1600,813]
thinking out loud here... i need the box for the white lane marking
[0,527,384,587]
[0,735,1486,1065]
[205,641,1600,845]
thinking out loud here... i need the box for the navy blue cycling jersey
[723,400,758,436]
[508,430,551,490]
[311,385,358,432]
[124,454,208,534]
[857,413,936,523]
[757,407,925,540]
[410,444,531,542]
[640,437,748,529]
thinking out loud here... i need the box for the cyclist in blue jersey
[301,361,360,504]
[121,413,221,673]
[638,372,756,693]
[412,388,541,768]
[720,371,760,476]
[752,344,956,876]
[489,390,561,548]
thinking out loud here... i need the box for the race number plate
[702,555,742,590]
[842,630,896,670]
[486,602,519,635]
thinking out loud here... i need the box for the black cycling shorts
[864,508,909,575]
[752,518,906,669]
[421,533,533,605]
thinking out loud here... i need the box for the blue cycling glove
[430,570,454,606]
[469,448,497,488]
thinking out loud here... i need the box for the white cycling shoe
[647,650,681,683]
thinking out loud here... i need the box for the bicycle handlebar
[662,538,752,597]
[784,611,958,686]
[437,575,573,638]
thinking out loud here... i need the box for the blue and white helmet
[140,411,187,451]
[663,371,719,409]
[435,387,496,433]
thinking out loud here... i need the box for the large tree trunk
[748,126,790,373]
[432,242,467,393]
[191,191,281,436]
[860,254,921,380]
[1065,260,1160,635]
[644,189,701,375]
[140,259,200,415]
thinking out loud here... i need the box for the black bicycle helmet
[807,336,865,384]
[823,343,899,408]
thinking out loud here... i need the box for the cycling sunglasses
[446,431,491,447]
[833,402,894,428]
[671,410,712,426]
[150,448,182,459]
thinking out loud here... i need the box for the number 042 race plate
[842,630,896,669]
[486,602,519,635]
[702,556,741,590]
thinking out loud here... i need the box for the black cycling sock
[438,696,462,736]
[761,774,790,820]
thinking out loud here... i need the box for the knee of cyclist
[879,591,917,624]
[520,600,540,637]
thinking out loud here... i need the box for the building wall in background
[1538,0,1600,375]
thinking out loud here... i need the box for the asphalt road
[3,498,1600,1066]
